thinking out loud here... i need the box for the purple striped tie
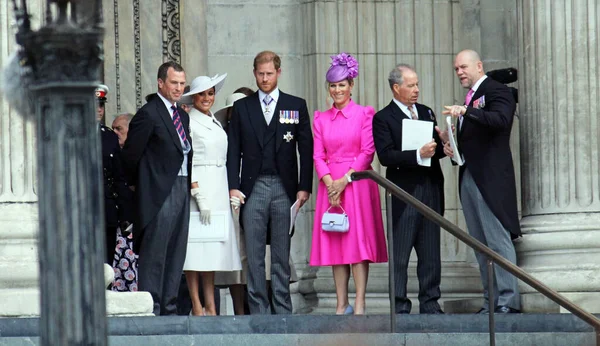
[171,105,187,142]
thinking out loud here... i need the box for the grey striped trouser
[242,175,292,314]
[460,168,520,310]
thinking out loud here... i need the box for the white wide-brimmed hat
[214,92,249,120]
[183,73,227,97]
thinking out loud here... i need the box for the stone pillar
[516,0,600,313]
[14,1,108,344]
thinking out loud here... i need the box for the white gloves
[230,192,246,210]
[191,187,211,225]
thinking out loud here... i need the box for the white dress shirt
[258,88,280,125]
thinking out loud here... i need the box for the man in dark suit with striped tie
[373,64,446,314]
[442,49,521,314]
[121,61,193,316]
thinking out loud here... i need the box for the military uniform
[101,124,133,264]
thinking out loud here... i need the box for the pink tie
[465,89,475,106]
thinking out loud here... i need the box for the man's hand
[419,140,437,159]
[443,141,454,158]
[435,126,450,144]
[229,189,246,212]
[442,105,467,118]
[297,191,310,209]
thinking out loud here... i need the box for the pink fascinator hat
[325,52,359,83]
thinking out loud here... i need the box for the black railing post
[385,191,396,333]
[487,260,496,346]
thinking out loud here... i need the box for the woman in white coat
[182,74,241,316]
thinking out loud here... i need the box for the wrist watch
[345,173,352,183]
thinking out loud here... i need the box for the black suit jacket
[101,125,133,228]
[226,91,313,203]
[121,94,193,244]
[372,101,445,218]
[458,77,521,238]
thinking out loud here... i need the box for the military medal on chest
[280,110,300,124]
[279,110,285,124]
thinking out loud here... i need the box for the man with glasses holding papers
[373,63,446,314]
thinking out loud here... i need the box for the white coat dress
[182,108,242,272]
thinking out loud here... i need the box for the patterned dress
[310,100,388,266]
[111,228,138,292]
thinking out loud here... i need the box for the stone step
[0,332,594,346]
[0,313,596,346]
[0,288,153,317]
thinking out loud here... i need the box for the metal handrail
[352,170,600,346]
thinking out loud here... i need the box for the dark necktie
[171,105,187,142]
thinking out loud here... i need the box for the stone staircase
[0,313,596,346]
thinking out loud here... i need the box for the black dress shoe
[495,305,520,313]
[476,308,489,314]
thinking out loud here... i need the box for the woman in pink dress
[310,53,388,315]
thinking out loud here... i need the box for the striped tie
[171,105,187,142]
[409,106,418,120]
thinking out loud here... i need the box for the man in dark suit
[442,49,521,314]
[121,61,192,316]
[373,64,446,314]
[96,86,133,265]
[227,50,313,314]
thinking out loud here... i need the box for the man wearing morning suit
[373,64,446,314]
[227,51,313,314]
[121,61,192,315]
[442,49,521,314]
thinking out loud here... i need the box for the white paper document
[446,116,464,166]
[188,211,228,242]
[289,199,301,235]
[402,119,434,167]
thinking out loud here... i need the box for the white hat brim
[213,92,248,116]
[183,73,227,97]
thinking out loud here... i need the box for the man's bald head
[454,49,485,89]
[112,113,133,148]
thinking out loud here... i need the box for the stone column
[15,1,108,344]
[516,0,600,312]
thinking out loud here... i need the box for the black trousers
[393,177,442,314]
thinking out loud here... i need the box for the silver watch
[345,173,352,183]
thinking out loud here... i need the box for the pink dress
[310,100,388,266]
